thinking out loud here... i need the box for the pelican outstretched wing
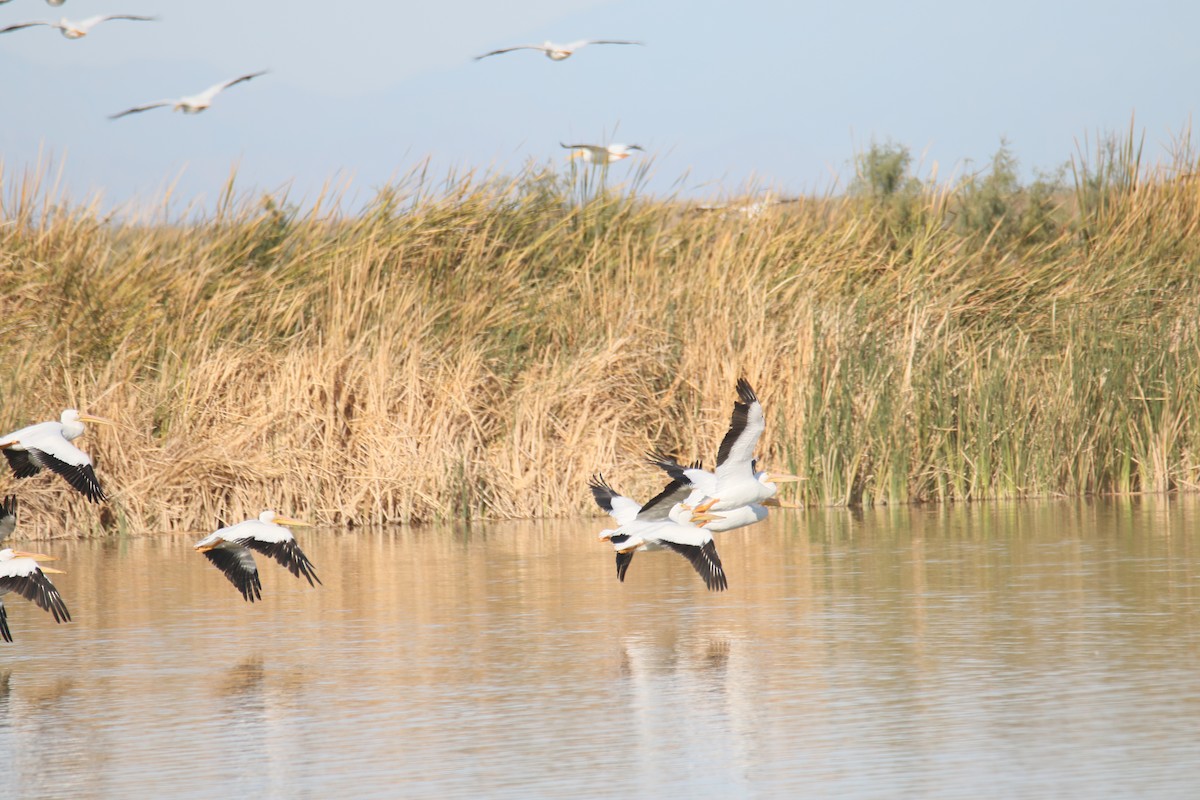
[715,378,765,481]
[474,44,544,60]
[202,546,262,602]
[0,496,17,541]
[0,567,71,623]
[109,101,171,120]
[660,539,727,591]
[0,21,54,34]
[25,448,105,503]
[241,537,321,587]
[196,70,268,103]
[588,474,642,525]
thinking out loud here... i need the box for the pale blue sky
[2,0,1198,211]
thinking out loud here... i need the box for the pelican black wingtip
[735,378,757,405]
[645,451,682,472]
[646,453,706,481]
[588,473,618,512]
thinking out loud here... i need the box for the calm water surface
[2,498,1200,798]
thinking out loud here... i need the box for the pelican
[646,454,800,532]
[687,379,800,514]
[194,510,320,602]
[0,548,71,643]
[0,496,15,542]
[0,410,111,503]
[694,195,801,220]
[109,70,268,119]
[589,461,703,538]
[589,472,728,591]
[0,15,156,38]
[475,39,642,61]
[561,142,644,164]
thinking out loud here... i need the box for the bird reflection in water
[216,655,310,711]
[617,632,754,790]
[24,677,74,708]
[703,637,732,672]
[619,632,733,679]
[218,656,266,700]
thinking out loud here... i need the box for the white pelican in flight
[0,409,111,503]
[688,379,800,514]
[694,195,801,220]
[0,15,156,38]
[475,39,642,62]
[109,70,268,120]
[0,548,71,643]
[647,454,800,532]
[0,496,15,542]
[194,511,321,602]
[589,472,728,591]
[561,142,644,164]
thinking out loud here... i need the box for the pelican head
[59,409,113,441]
[259,510,310,527]
[61,24,85,39]
[758,471,801,490]
[61,409,113,426]
[0,548,58,563]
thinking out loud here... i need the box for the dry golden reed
[2,150,1200,537]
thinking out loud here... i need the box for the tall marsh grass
[3,136,1200,536]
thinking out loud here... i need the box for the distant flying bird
[0,15,156,39]
[0,497,15,542]
[0,410,111,503]
[475,39,642,62]
[694,195,802,220]
[109,70,267,120]
[561,142,644,164]
[590,472,728,591]
[0,548,71,643]
[689,380,800,515]
[194,510,321,602]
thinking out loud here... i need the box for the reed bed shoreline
[3,144,1200,538]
